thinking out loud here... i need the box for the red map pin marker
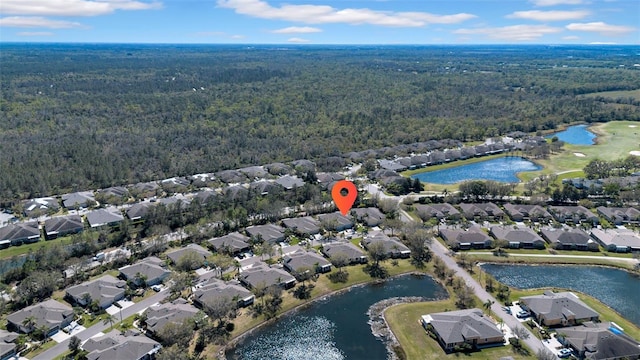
[332,180,357,215]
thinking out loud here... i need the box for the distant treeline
[1,44,639,203]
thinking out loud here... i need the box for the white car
[558,348,572,358]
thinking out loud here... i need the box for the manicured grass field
[385,301,534,359]
[465,253,635,270]
[581,89,640,101]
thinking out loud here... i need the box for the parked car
[558,348,572,358]
[502,306,512,314]
[151,285,162,292]
[516,310,530,318]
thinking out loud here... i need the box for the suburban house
[378,159,407,172]
[519,291,599,327]
[224,185,249,201]
[61,191,96,210]
[283,250,332,275]
[489,225,546,249]
[22,197,60,217]
[119,257,171,287]
[238,166,268,180]
[439,226,493,250]
[126,202,153,222]
[143,299,200,335]
[97,186,129,200]
[0,329,18,360]
[420,308,504,352]
[129,182,160,198]
[557,322,640,360]
[6,299,74,335]
[282,216,321,236]
[245,224,286,244]
[65,275,126,309]
[316,172,344,190]
[166,244,212,268]
[192,278,254,308]
[160,177,191,192]
[590,228,640,252]
[275,175,305,190]
[540,227,599,251]
[85,208,125,229]
[208,232,251,255]
[44,215,84,240]
[321,241,368,264]
[596,206,640,225]
[317,212,354,231]
[361,231,411,258]
[215,170,247,184]
[502,203,552,223]
[239,264,296,290]
[250,180,281,196]
[264,162,292,176]
[194,190,217,204]
[350,207,386,227]
[82,329,162,360]
[458,203,505,221]
[415,203,461,221]
[0,221,40,246]
[549,206,599,224]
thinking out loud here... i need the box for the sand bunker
[629,125,637,128]
[574,152,586,157]
[630,151,640,156]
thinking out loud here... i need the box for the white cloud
[216,0,476,27]
[17,31,53,36]
[562,35,580,39]
[271,26,322,34]
[288,37,311,43]
[0,16,82,28]
[230,34,245,39]
[507,10,590,21]
[0,0,162,17]
[530,0,583,6]
[566,21,635,35]
[454,24,562,41]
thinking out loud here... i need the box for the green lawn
[465,253,635,270]
[386,301,534,360]
[0,236,73,260]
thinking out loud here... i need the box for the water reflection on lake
[410,157,541,184]
[547,124,596,145]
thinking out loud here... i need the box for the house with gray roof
[321,241,368,264]
[0,329,18,360]
[283,250,332,275]
[316,172,344,189]
[0,221,40,246]
[362,231,411,258]
[86,208,124,229]
[520,291,599,327]
[378,159,407,172]
[130,182,160,197]
[194,190,217,204]
[264,162,292,176]
[119,257,170,287]
[415,203,461,221]
[290,159,315,173]
[208,232,251,255]
[439,226,493,250]
[549,206,599,224]
[82,329,161,360]
[459,203,505,221]
[166,244,212,269]
[558,321,640,360]
[282,216,321,235]
[61,191,95,210]
[224,185,249,201]
[420,308,504,352]
[245,224,285,244]
[157,195,191,208]
[190,173,216,187]
[489,225,546,249]
[350,207,385,227]
[596,206,640,225]
[44,215,83,240]
[193,279,254,309]
[7,299,74,335]
[160,177,190,191]
[590,228,640,253]
[216,170,247,184]
[126,202,153,222]
[275,175,305,190]
[65,275,126,309]
[23,197,59,217]
[503,203,552,223]
[250,180,281,196]
[143,299,200,334]
[97,186,129,199]
[239,264,296,290]
[238,166,268,180]
[540,227,598,251]
[317,212,354,231]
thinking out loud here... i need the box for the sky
[0,0,638,44]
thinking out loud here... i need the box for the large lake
[410,157,541,184]
[481,264,640,328]
[226,274,448,360]
[547,124,596,145]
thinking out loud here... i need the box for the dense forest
[1,44,639,203]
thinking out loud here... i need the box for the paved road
[31,289,171,360]
[465,251,639,265]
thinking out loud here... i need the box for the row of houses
[422,291,640,359]
[439,223,640,252]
